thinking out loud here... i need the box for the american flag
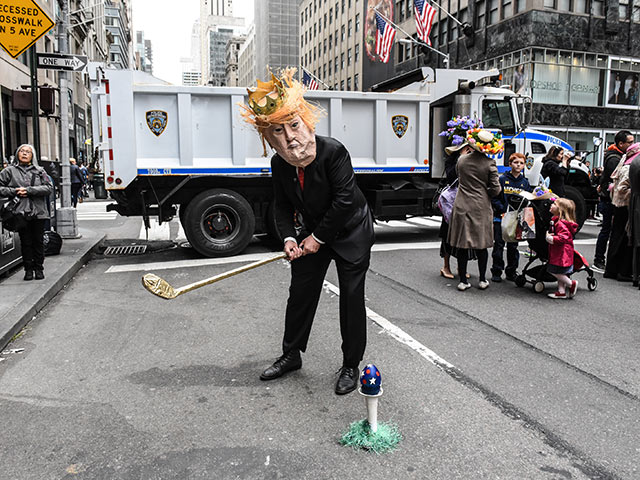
[375,12,396,64]
[302,70,319,90]
[414,0,437,46]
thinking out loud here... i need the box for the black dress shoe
[34,270,44,280]
[23,270,33,281]
[335,366,359,395]
[260,350,302,381]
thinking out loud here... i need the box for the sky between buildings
[131,0,255,84]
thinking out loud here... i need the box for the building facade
[225,35,246,86]
[255,0,300,79]
[238,23,256,87]
[105,0,132,69]
[388,0,640,163]
[135,31,153,74]
[299,0,364,90]
[200,1,244,85]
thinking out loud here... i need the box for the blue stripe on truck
[136,166,431,175]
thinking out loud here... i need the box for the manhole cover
[103,245,147,256]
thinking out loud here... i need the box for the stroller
[513,197,598,293]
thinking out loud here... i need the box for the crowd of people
[438,121,640,298]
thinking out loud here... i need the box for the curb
[0,231,105,351]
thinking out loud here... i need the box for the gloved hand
[545,233,554,244]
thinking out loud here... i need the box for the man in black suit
[241,71,374,394]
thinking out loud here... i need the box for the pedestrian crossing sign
[0,0,55,58]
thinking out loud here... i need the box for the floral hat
[439,115,483,146]
[466,128,504,155]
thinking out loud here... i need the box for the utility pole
[56,0,80,238]
[29,47,40,160]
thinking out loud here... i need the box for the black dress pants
[605,206,633,278]
[18,219,46,272]
[282,245,370,368]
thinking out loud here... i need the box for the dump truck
[89,64,590,258]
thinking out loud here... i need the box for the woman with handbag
[447,130,503,291]
[0,144,53,280]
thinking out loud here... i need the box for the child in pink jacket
[546,198,579,299]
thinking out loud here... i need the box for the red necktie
[297,167,305,191]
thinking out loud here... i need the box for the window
[355,44,360,62]
[489,0,499,24]
[574,0,587,13]
[301,34,304,47]
[341,52,344,69]
[544,0,556,8]
[323,64,327,77]
[329,62,332,75]
[501,0,511,19]
[592,0,603,15]
[355,13,360,32]
[440,20,447,44]
[314,46,317,61]
[482,100,515,135]
[476,0,486,29]
[347,77,352,90]
[301,13,304,26]
[619,0,629,19]
[354,73,359,90]
[335,2,339,18]
[348,48,352,65]
[324,13,327,28]
[340,79,345,90]
[335,56,338,71]
[329,34,333,49]
[329,8,333,22]
[324,38,327,53]
[348,19,352,37]
[341,24,345,41]
[314,23,317,37]
[558,0,571,11]
[515,0,526,12]
[342,0,345,13]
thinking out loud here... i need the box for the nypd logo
[391,115,409,139]
[146,110,168,136]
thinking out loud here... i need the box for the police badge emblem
[146,110,168,136]
[391,115,409,139]
[526,155,534,169]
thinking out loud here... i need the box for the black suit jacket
[271,135,374,263]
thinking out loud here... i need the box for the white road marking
[406,217,442,227]
[105,251,282,273]
[324,281,456,371]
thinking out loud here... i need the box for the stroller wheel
[533,281,545,293]
[514,274,527,288]
[587,277,598,291]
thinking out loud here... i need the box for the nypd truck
[89,64,590,258]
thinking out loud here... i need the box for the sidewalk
[0,228,104,351]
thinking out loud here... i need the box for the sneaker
[478,280,490,290]
[568,280,578,298]
[547,291,567,299]
[491,274,502,282]
[457,282,471,291]
[591,261,605,274]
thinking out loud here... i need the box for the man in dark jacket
[241,71,374,395]
[593,130,634,271]
[69,158,85,207]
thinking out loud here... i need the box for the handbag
[517,206,536,240]
[501,206,519,242]
[437,178,459,223]
[43,230,63,256]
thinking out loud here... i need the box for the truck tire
[183,189,256,257]
[563,185,586,230]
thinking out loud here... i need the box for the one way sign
[37,53,88,72]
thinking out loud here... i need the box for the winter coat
[448,150,501,249]
[599,146,624,202]
[540,157,568,197]
[610,155,633,207]
[70,164,84,184]
[629,155,640,248]
[492,171,532,220]
[548,216,578,267]
[0,163,53,220]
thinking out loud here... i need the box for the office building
[238,23,256,87]
[255,0,300,79]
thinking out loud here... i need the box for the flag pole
[371,7,450,66]
[301,66,332,90]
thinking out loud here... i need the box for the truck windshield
[482,100,516,135]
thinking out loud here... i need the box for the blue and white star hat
[359,364,382,396]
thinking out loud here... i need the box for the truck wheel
[183,189,255,257]
[564,185,587,230]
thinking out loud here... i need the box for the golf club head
[142,273,178,299]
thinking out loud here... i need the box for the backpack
[43,230,63,256]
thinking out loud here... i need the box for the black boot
[23,270,34,281]
[260,350,302,380]
[34,270,44,280]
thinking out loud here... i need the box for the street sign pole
[56,0,79,238]
[29,45,40,163]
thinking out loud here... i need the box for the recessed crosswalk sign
[0,0,55,58]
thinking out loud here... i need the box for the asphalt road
[0,204,638,479]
